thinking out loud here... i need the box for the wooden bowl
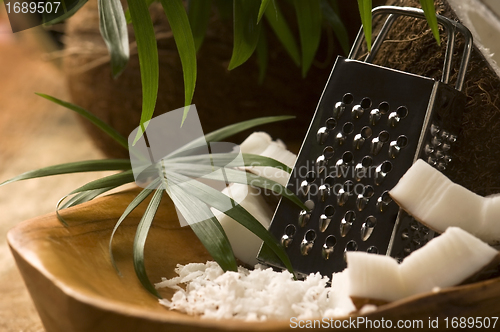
[7,188,500,331]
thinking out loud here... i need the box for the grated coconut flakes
[156,261,356,321]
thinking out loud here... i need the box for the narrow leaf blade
[321,0,350,55]
[69,170,135,194]
[420,0,441,45]
[165,153,292,173]
[165,182,238,272]
[357,0,372,52]
[110,179,160,273]
[98,0,130,78]
[127,0,159,144]
[164,171,295,275]
[56,186,118,225]
[264,1,301,67]
[133,187,164,297]
[293,0,322,77]
[125,0,156,24]
[60,187,117,210]
[228,0,262,70]
[36,93,128,149]
[159,0,197,114]
[257,0,271,23]
[0,159,131,187]
[166,164,306,210]
[187,0,212,51]
[168,116,295,159]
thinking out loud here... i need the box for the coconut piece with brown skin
[389,159,500,244]
[347,227,499,309]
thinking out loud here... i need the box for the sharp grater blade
[257,6,473,278]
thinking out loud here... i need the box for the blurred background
[0,7,111,331]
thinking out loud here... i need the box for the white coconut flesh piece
[389,159,500,244]
[208,133,296,265]
[211,183,273,266]
[238,132,274,155]
[239,132,297,186]
[346,227,499,308]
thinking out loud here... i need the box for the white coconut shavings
[156,261,356,321]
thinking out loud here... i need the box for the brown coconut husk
[368,0,500,195]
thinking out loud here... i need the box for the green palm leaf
[321,0,350,55]
[36,93,128,149]
[228,0,262,70]
[163,170,295,276]
[98,0,129,78]
[257,0,271,23]
[127,0,159,144]
[165,163,305,210]
[168,116,294,159]
[60,187,119,210]
[293,0,322,77]
[357,0,372,52]
[133,186,164,297]
[125,0,156,24]
[188,0,212,51]
[264,1,301,67]
[69,170,135,194]
[110,179,160,273]
[159,0,197,124]
[165,153,292,173]
[165,181,237,273]
[0,159,131,187]
[56,186,120,226]
[420,0,441,45]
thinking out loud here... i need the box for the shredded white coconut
[156,261,356,321]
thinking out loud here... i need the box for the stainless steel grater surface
[257,6,473,277]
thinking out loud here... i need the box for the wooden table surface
[0,12,112,332]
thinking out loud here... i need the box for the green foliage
[228,0,262,70]
[35,93,128,149]
[356,0,441,53]
[357,0,372,52]
[257,0,271,23]
[293,0,322,77]
[40,0,441,147]
[126,0,159,144]
[3,94,304,295]
[420,0,441,45]
[321,0,350,55]
[165,177,238,273]
[28,2,444,295]
[133,186,164,297]
[98,0,129,78]
[159,0,197,124]
[187,0,212,51]
[264,1,301,67]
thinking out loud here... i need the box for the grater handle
[348,6,472,91]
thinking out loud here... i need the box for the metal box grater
[257,6,473,277]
